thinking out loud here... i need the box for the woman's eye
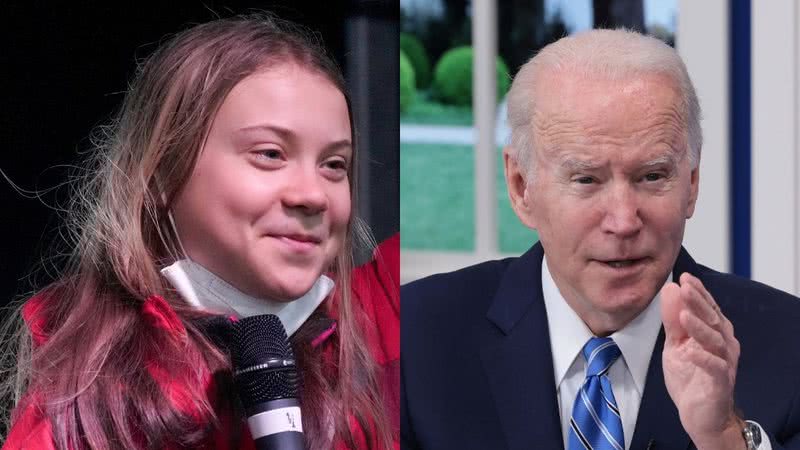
[323,158,350,173]
[258,149,282,160]
[325,159,348,171]
[322,158,349,181]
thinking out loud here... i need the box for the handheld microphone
[231,314,304,450]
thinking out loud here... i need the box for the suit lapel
[629,329,691,450]
[477,246,704,449]
[630,248,699,450]
[479,244,564,450]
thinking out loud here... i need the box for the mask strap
[166,207,189,259]
[155,178,189,259]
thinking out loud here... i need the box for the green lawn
[401,142,538,253]
[400,92,473,126]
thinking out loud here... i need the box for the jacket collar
[480,243,695,450]
[479,243,564,449]
[628,247,697,449]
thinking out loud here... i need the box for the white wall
[678,0,730,273]
[751,0,800,294]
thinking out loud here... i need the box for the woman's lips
[269,233,322,253]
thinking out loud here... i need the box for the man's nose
[600,184,643,237]
[282,167,328,215]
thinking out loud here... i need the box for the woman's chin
[256,278,318,302]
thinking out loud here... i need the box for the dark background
[0,0,399,308]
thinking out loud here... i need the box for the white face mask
[160,259,333,336]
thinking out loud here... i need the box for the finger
[683,287,740,369]
[680,274,739,359]
[681,273,721,318]
[719,316,741,366]
[661,281,687,342]
[680,309,727,360]
[690,278,739,360]
[679,275,720,328]
[683,341,731,383]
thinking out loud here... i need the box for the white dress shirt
[541,257,770,450]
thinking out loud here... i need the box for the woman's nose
[282,167,328,215]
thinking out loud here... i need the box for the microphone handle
[255,432,304,450]
[246,398,305,450]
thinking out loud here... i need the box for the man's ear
[686,166,700,219]
[503,146,537,229]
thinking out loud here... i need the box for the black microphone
[231,314,304,449]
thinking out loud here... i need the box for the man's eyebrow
[558,157,603,171]
[641,153,679,168]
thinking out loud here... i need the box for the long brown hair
[1,14,391,449]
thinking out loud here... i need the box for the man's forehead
[532,69,682,112]
[534,132,687,168]
[530,71,687,148]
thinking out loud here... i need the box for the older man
[401,29,800,450]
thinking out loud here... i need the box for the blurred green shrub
[432,46,510,107]
[400,33,431,89]
[400,50,416,113]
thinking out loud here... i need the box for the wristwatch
[742,420,763,450]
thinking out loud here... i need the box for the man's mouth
[598,258,648,268]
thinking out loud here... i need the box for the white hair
[507,28,702,178]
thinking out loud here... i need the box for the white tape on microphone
[247,406,304,438]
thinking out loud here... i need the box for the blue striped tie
[568,337,624,450]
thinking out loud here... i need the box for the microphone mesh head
[231,314,299,407]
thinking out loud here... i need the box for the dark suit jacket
[401,243,800,449]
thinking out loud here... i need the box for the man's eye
[643,173,664,182]
[575,176,595,185]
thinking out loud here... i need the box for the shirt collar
[160,259,333,337]
[541,256,666,395]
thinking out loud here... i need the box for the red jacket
[3,234,399,450]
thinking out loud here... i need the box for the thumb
[660,281,687,343]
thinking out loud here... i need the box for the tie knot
[582,337,621,377]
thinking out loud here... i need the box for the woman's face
[171,63,352,301]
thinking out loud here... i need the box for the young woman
[1,14,398,449]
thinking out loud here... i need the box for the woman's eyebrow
[323,140,353,154]
[235,123,294,139]
[235,124,352,153]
